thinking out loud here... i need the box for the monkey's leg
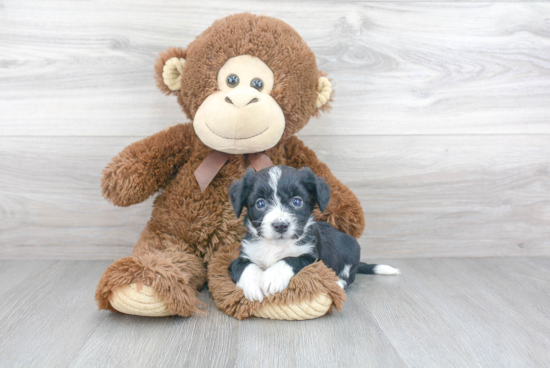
[207,242,346,320]
[95,229,206,317]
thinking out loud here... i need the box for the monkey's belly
[149,185,244,256]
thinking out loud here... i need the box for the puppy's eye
[227,74,239,87]
[256,199,266,209]
[292,197,303,208]
[250,78,263,91]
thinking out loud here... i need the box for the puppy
[228,165,399,302]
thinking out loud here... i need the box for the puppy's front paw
[236,264,264,302]
[260,261,295,296]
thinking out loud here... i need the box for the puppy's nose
[273,222,288,234]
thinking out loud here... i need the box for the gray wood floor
[1,258,549,367]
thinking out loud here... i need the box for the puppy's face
[230,166,330,240]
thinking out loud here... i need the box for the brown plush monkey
[95,13,365,320]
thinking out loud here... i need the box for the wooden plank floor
[0,258,548,367]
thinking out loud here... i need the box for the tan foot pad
[252,294,332,320]
[110,283,172,317]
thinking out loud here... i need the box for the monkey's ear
[314,72,333,114]
[154,47,187,95]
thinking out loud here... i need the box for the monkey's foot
[253,293,333,320]
[110,283,172,317]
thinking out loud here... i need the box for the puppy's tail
[358,262,401,276]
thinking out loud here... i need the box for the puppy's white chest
[243,239,313,270]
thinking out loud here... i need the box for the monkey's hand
[101,123,194,207]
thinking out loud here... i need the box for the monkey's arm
[101,123,196,207]
[282,136,366,238]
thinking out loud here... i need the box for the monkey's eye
[256,199,266,209]
[227,74,240,87]
[250,78,263,91]
[292,197,303,208]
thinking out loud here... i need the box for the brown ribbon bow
[194,151,274,192]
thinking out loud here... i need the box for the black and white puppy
[228,165,399,302]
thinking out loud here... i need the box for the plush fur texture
[95,13,364,319]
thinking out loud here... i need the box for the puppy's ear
[315,178,331,213]
[300,167,331,213]
[229,169,255,218]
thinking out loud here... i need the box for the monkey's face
[193,55,285,154]
[154,14,334,153]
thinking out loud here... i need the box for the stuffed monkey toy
[95,13,365,320]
